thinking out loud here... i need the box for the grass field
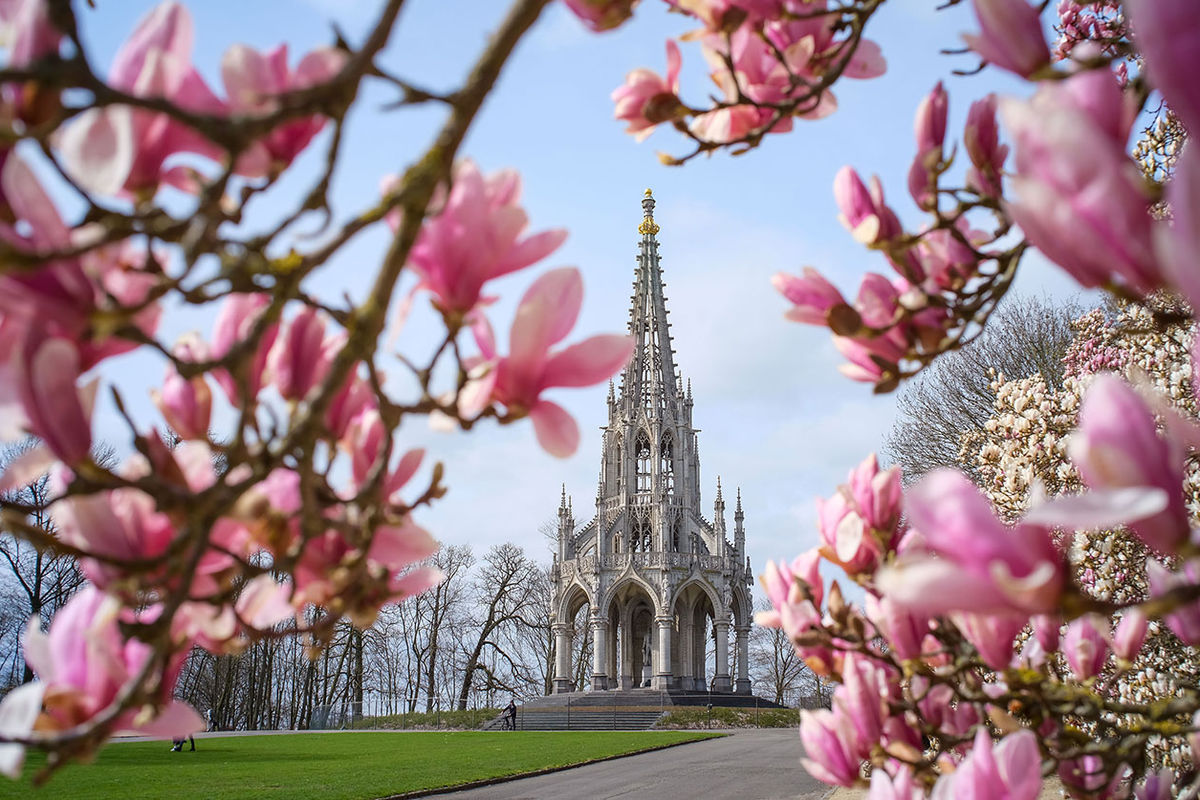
[2,730,723,800]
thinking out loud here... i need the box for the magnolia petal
[0,681,43,778]
[367,521,439,571]
[128,700,204,738]
[236,574,294,630]
[529,400,579,458]
[1023,487,1169,529]
[386,448,425,498]
[834,512,865,565]
[110,1,194,91]
[390,566,445,601]
[492,228,568,279]
[294,47,347,89]
[57,107,136,197]
[0,444,54,494]
[542,334,634,388]
[876,557,1006,615]
[25,339,91,463]
[509,268,583,366]
[1,151,70,248]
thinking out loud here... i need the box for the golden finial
[638,188,659,235]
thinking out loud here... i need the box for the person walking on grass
[170,735,195,752]
[504,699,517,731]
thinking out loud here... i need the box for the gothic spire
[620,189,679,413]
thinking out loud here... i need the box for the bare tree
[0,440,96,685]
[455,543,544,709]
[749,600,812,705]
[883,294,1081,484]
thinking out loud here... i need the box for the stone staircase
[481,688,785,731]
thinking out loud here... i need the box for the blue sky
[71,1,1086,581]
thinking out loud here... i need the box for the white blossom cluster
[960,301,1200,772]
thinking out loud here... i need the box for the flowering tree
[755,0,1200,795]
[5,0,1200,796]
[0,0,637,781]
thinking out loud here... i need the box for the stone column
[591,619,609,690]
[653,616,673,690]
[735,625,751,694]
[712,621,732,693]
[552,623,573,694]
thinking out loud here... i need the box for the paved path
[435,729,830,800]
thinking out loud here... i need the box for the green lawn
[3,730,723,800]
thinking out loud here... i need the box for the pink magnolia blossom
[152,334,212,440]
[21,587,202,736]
[221,43,346,178]
[0,0,60,124]
[908,82,948,210]
[0,154,159,369]
[756,551,835,673]
[913,221,985,292]
[612,40,682,141]
[210,293,280,404]
[762,5,886,83]
[834,167,902,245]
[1058,754,1127,800]
[472,267,634,457]
[325,371,376,441]
[866,592,929,662]
[59,1,226,197]
[1063,613,1110,680]
[1157,138,1200,311]
[1112,608,1149,662]
[395,160,567,316]
[963,0,1051,78]
[931,728,1043,800]
[1001,68,1159,296]
[816,453,902,575]
[1032,614,1061,653]
[1069,374,1189,554]
[6,333,93,464]
[343,408,425,502]
[0,0,58,67]
[877,470,1065,617]
[868,766,922,800]
[266,307,341,402]
[954,610,1026,670]
[51,481,174,589]
[664,0,745,31]
[799,708,861,787]
[772,268,846,326]
[687,105,775,146]
[1126,0,1200,134]
[294,528,442,623]
[563,0,639,32]
[757,549,822,626]
[1146,559,1200,645]
[833,653,895,758]
[1135,769,1176,800]
[964,94,1008,197]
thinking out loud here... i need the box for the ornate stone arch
[729,585,751,628]
[598,574,660,619]
[556,580,593,625]
[669,577,725,622]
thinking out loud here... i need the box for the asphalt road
[433,729,831,800]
